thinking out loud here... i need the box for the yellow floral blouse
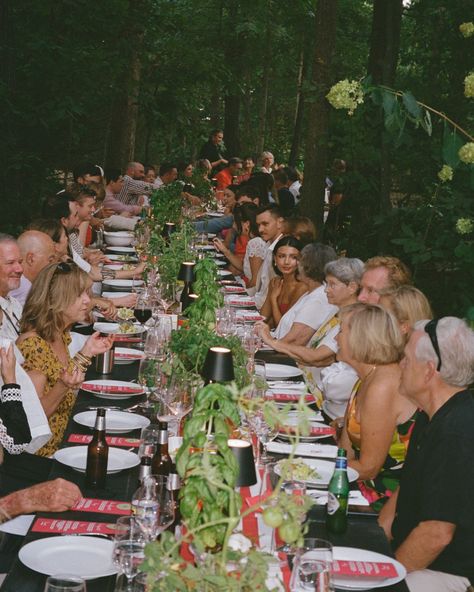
[19,333,76,457]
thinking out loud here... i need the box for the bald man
[9,230,56,305]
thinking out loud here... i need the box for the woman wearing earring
[17,262,113,456]
[260,236,307,328]
[337,303,418,510]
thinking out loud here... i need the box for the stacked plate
[81,379,145,400]
[54,446,140,474]
[73,410,150,434]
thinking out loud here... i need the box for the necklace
[361,365,377,382]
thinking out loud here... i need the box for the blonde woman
[337,303,417,511]
[379,285,433,337]
[18,262,113,456]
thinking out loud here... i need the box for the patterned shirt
[116,175,154,205]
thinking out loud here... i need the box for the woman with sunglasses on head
[17,262,113,456]
[337,303,418,511]
[259,236,307,328]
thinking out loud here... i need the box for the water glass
[290,538,334,592]
[44,575,86,592]
[112,517,146,591]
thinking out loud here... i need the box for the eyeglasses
[424,319,441,371]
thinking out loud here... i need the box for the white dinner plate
[101,291,132,299]
[195,244,216,251]
[104,231,134,238]
[105,246,136,253]
[102,279,144,290]
[103,264,124,271]
[274,458,358,488]
[73,410,149,433]
[207,212,224,217]
[93,322,146,336]
[54,446,139,473]
[114,347,145,364]
[107,254,138,262]
[19,536,118,579]
[332,547,407,590]
[218,269,232,276]
[215,259,227,266]
[81,379,145,399]
[265,363,303,380]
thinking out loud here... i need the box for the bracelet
[73,352,92,373]
[101,269,116,280]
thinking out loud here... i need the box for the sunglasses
[424,319,441,371]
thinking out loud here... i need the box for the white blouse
[243,237,267,282]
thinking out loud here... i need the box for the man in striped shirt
[116,161,155,206]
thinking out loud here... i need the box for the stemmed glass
[162,376,195,427]
[134,290,153,326]
[158,282,176,314]
[241,326,260,373]
[112,517,146,592]
[144,316,171,360]
[137,357,161,408]
[248,410,278,467]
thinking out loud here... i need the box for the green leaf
[442,124,463,168]
[420,109,432,136]
[382,91,397,117]
[402,91,422,120]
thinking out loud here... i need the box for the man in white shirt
[253,205,285,310]
[9,231,56,306]
[0,235,24,341]
[153,162,178,189]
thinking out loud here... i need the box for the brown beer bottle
[85,408,109,489]
[151,421,172,476]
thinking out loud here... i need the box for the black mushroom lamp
[227,439,257,487]
[202,346,234,384]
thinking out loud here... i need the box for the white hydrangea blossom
[326,80,365,116]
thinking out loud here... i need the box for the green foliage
[150,182,184,228]
[152,221,195,285]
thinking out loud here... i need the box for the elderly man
[379,317,474,591]
[358,255,412,304]
[0,235,24,341]
[9,231,56,305]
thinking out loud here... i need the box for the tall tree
[299,0,338,236]
[367,0,403,222]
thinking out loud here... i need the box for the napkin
[68,434,140,447]
[266,442,338,459]
[73,498,132,515]
[308,490,370,507]
[0,514,34,536]
[333,559,398,578]
[224,286,246,293]
[82,383,143,394]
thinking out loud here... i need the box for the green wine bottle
[326,448,350,534]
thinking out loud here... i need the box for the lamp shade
[201,346,234,383]
[162,222,176,239]
[178,261,196,282]
[228,439,257,487]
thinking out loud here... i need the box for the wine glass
[134,291,152,326]
[44,575,86,592]
[158,282,176,314]
[112,517,146,592]
[138,424,161,459]
[162,376,194,426]
[289,538,333,592]
[249,410,278,467]
[144,316,171,360]
[137,357,161,408]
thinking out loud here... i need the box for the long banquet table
[0,249,409,591]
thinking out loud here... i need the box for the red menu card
[32,517,117,536]
[67,434,140,447]
[267,392,314,403]
[82,383,143,394]
[282,425,335,437]
[73,497,131,515]
[333,559,398,579]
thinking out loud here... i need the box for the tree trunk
[289,40,310,167]
[223,2,242,156]
[367,0,403,232]
[104,1,144,169]
[256,0,272,155]
[299,0,338,237]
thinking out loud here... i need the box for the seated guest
[258,257,363,417]
[285,166,302,203]
[67,184,103,262]
[0,234,24,341]
[0,478,81,523]
[103,168,142,216]
[240,156,255,182]
[9,231,56,306]
[358,256,412,305]
[338,303,417,510]
[215,157,243,190]
[259,151,274,174]
[73,163,103,186]
[212,203,260,279]
[116,161,155,206]
[248,171,274,205]
[18,262,113,456]
[235,184,261,207]
[252,204,285,308]
[260,236,307,328]
[153,162,178,189]
[284,216,316,244]
[379,317,474,592]
[27,219,69,262]
[178,160,194,180]
[379,285,433,336]
[143,165,157,184]
[257,243,337,345]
